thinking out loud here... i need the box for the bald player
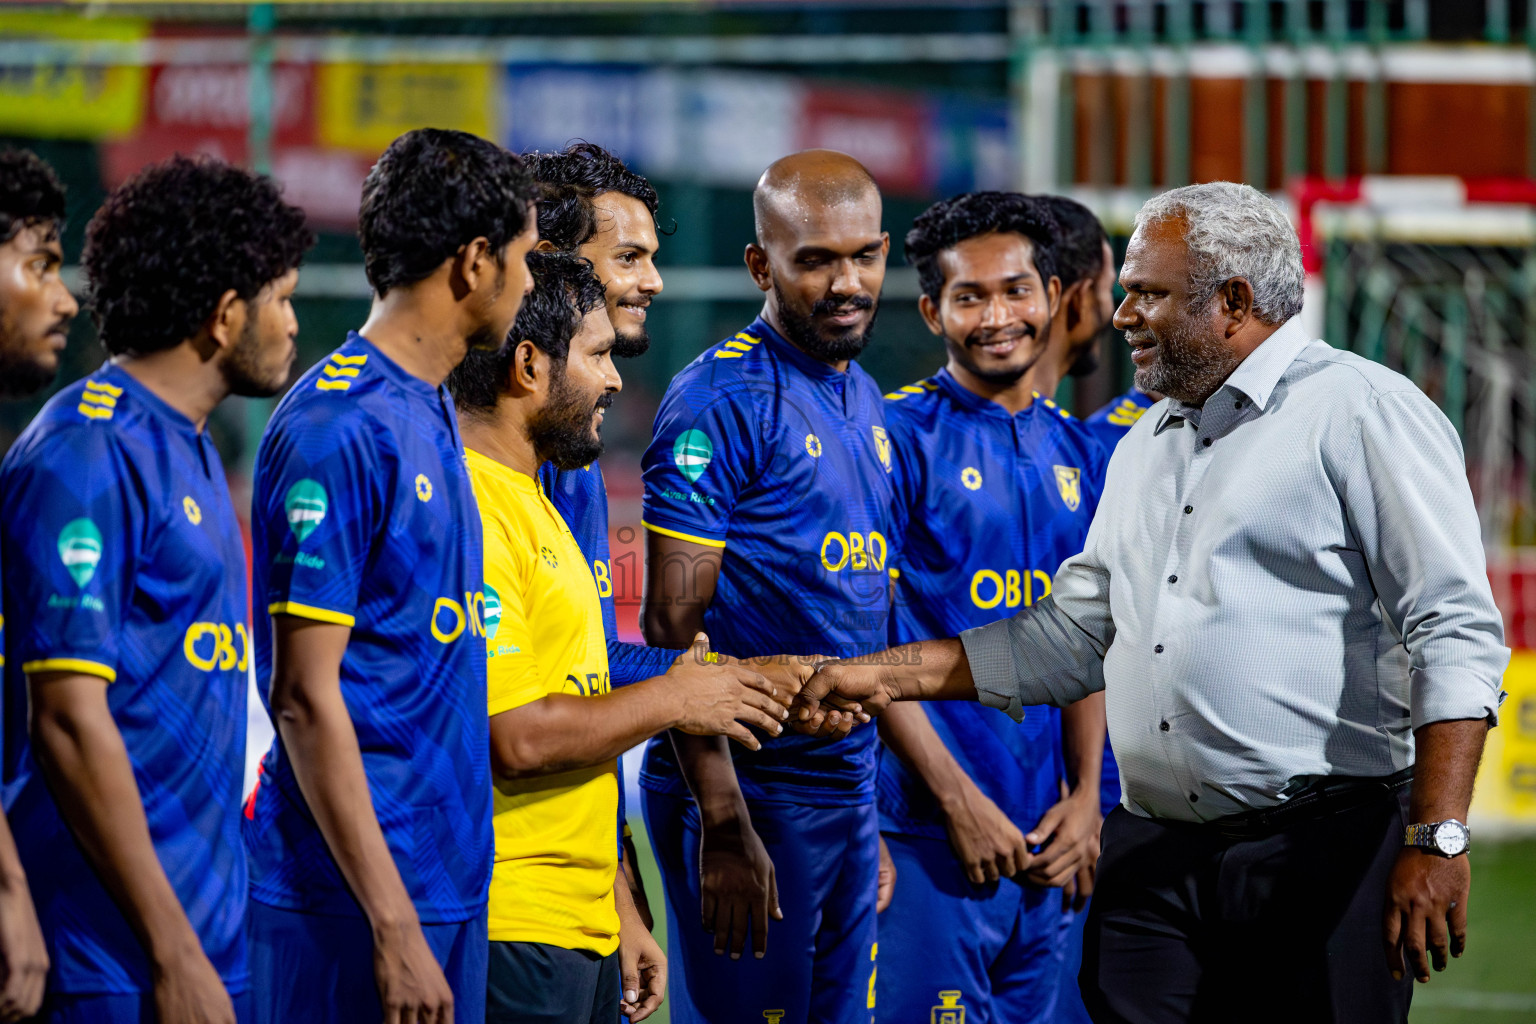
[638,150,892,1024]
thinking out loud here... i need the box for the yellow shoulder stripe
[268,601,357,627]
[641,520,728,549]
[84,380,123,397]
[316,379,352,392]
[77,404,114,420]
[23,657,117,683]
[322,364,360,378]
[330,353,369,366]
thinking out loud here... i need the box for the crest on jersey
[961,467,983,491]
[1053,465,1081,511]
[805,433,823,458]
[674,429,713,483]
[872,425,892,472]
[58,518,103,587]
[183,496,203,525]
[284,479,328,543]
[483,584,502,639]
[932,990,967,1024]
[415,474,433,502]
[763,1013,786,1024]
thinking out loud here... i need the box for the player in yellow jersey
[446,251,805,1024]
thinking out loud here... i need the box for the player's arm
[489,632,789,778]
[643,531,782,960]
[615,864,665,1022]
[29,671,234,1024]
[0,814,46,1022]
[877,703,1032,884]
[1024,694,1105,905]
[266,617,453,1024]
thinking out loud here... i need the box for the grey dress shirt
[960,316,1509,822]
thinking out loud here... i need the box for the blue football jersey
[1082,386,1157,451]
[878,369,1108,838]
[246,333,491,923]
[0,365,249,994]
[539,461,677,687]
[638,318,896,806]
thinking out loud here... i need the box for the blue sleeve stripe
[640,519,727,549]
[268,601,357,627]
[23,657,117,683]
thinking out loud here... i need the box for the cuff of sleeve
[268,601,357,627]
[960,620,1023,722]
[640,518,727,549]
[1410,664,1504,731]
[23,657,117,683]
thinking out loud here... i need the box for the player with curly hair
[0,153,311,1024]
[0,146,78,1024]
[242,128,538,1024]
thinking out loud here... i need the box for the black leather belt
[1194,767,1415,842]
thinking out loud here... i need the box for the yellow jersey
[467,449,619,954]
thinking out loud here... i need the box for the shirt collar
[933,367,1049,421]
[1155,315,1313,431]
[752,317,849,383]
[348,331,444,399]
[98,362,201,438]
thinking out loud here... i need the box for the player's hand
[1384,848,1470,983]
[1025,782,1102,895]
[876,835,897,913]
[793,660,892,731]
[699,818,780,960]
[940,778,1033,885]
[669,634,790,749]
[713,652,822,711]
[1061,861,1096,914]
[149,943,237,1024]
[372,917,455,1024]
[618,903,667,1022]
[0,879,48,1022]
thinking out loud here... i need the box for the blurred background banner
[2,7,1536,1015]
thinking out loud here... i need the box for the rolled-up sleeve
[1346,388,1510,728]
[960,525,1114,719]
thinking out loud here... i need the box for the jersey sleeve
[1,428,144,682]
[607,638,681,688]
[482,513,546,716]
[640,377,761,548]
[256,406,383,626]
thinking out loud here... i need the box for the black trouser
[1080,780,1414,1024]
[487,940,621,1024]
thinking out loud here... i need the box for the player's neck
[113,346,229,432]
[946,353,1060,417]
[358,290,470,389]
[458,404,541,479]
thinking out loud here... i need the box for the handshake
[672,635,924,744]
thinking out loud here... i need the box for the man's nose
[640,260,663,297]
[1112,293,1138,330]
[980,294,1012,329]
[830,259,861,297]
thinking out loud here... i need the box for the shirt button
[1167,574,1178,584]
[1189,794,1199,803]
[1183,505,1193,515]
[1234,400,1243,409]
[1154,644,1164,653]
[1202,437,1213,447]
[1160,721,1170,731]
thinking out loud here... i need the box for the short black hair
[360,128,537,296]
[523,142,660,251]
[82,155,313,357]
[1037,194,1108,287]
[446,250,606,413]
[0,148,66,245]
[905,191,1059,303]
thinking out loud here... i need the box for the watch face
[1435,821,1469,856]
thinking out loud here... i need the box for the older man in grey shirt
[799,182,1508,1024]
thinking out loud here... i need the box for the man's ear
[1045,274,1063,321]
[1061,278,1088,334]
[203,288,243,356]
[917,293,945,337]
[744,243,772,293]
[453,237,497,300]
[509,339,545,395]
[1219,277,1256,336]
[534,239,559,253]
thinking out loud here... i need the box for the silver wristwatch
[1404,819,1470,857]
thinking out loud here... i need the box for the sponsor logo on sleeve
[284,479,328,542]
[673,429,714,483]
[58,518,103,587]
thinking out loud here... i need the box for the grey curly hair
[1134,181,1304,325]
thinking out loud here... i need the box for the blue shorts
[1052,899,1094,1024]
[31,991,251,1023]
[247,901,487,1024]
[877,832,1061,1024]
[642,789,877,1024]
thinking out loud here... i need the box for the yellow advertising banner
[316,62,496,154]
[0,13,147,140]
[1470,650,1536,833]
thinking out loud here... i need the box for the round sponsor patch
[58,518,103,587]
[483,584,502,639]
[284,479,328,543]
[673,429,714,483]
